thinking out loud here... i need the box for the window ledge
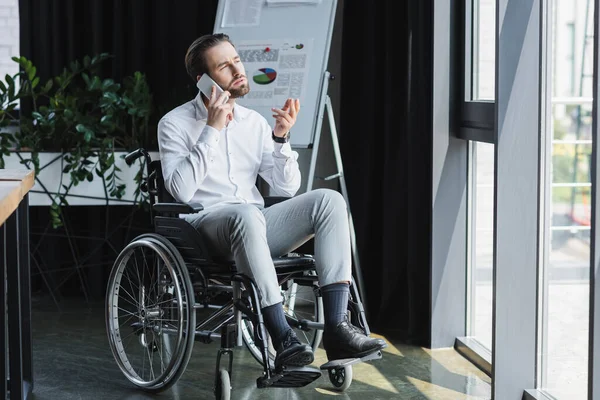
[522,389,555,400]
[454,336,492,376]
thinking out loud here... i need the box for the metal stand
[306,71,368,314]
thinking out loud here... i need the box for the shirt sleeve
[157,117,220,203]
[258,124,301,197]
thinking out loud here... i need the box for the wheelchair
[105,148,381,398]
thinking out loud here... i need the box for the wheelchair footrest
[256,366,321,388]
[319,350,383,370]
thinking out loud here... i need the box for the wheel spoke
[106,237,195,390]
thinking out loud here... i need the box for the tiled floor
[29,296,491,400]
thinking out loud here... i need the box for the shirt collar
[193,92,250,123]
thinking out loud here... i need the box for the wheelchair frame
[105,148,374,398]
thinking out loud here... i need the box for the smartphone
[197,73,229,103]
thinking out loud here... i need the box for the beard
[226,76,250,98]
[227,83,250,98]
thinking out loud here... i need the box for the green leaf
[91,76,101,90]
[102,79,115,90]
[31,76,40,89]
[102,92,119,103]
[27,66,36,81]
[6,75,14,100]
[84,131,92,142]
[70,60,80,72]
[76,124,87,133]
[99,97,112,107]
[100,115,112,125]
[43,79,53,92]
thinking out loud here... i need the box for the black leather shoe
[323,320,387,361]
[274,330,314,368]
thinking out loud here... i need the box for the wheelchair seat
[154,214,316,276]
[146,157,317,277]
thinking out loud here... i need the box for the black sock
[321,282,350,330]
[261,302,291,348]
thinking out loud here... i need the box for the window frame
[588,0,600,397]
[454,0,496,377]
[457,0,495,144]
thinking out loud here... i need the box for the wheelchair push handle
[124,148,151,166]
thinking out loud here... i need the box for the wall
[0,0,19,80]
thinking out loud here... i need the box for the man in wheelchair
[156,33,386,370]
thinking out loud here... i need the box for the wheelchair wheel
[214,368,231,400]
[328,365,353,391]
[106,233,196,392]
[241,276,323,365]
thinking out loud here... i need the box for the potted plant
[0,54,155,227]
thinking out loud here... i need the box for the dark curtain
[18,0,220,301]
[19,0,220,133]
[340,1,433,345]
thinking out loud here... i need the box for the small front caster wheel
[328,365,353,391]
[214,368,231,400]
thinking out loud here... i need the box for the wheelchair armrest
[264,196,291,207]
[152,202,204,214]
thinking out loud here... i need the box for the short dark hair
[185,33,234,81]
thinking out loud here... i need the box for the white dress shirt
[157,93,301,209]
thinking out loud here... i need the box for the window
[539,0,594,398]
[464,0,496,358]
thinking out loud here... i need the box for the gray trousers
[183,188,352,307]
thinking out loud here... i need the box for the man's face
[204,41,249,99]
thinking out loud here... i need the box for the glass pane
[0,0,19,83]
[540,0,594,395]
[472,0,496,100]
[543,230,589,400]
[469,141,495,351]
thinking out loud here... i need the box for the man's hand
[206,86,233,131]
[272,98,300,138]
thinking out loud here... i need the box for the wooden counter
[0,170,35,226]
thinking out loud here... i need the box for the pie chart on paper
[253,68,277,85]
